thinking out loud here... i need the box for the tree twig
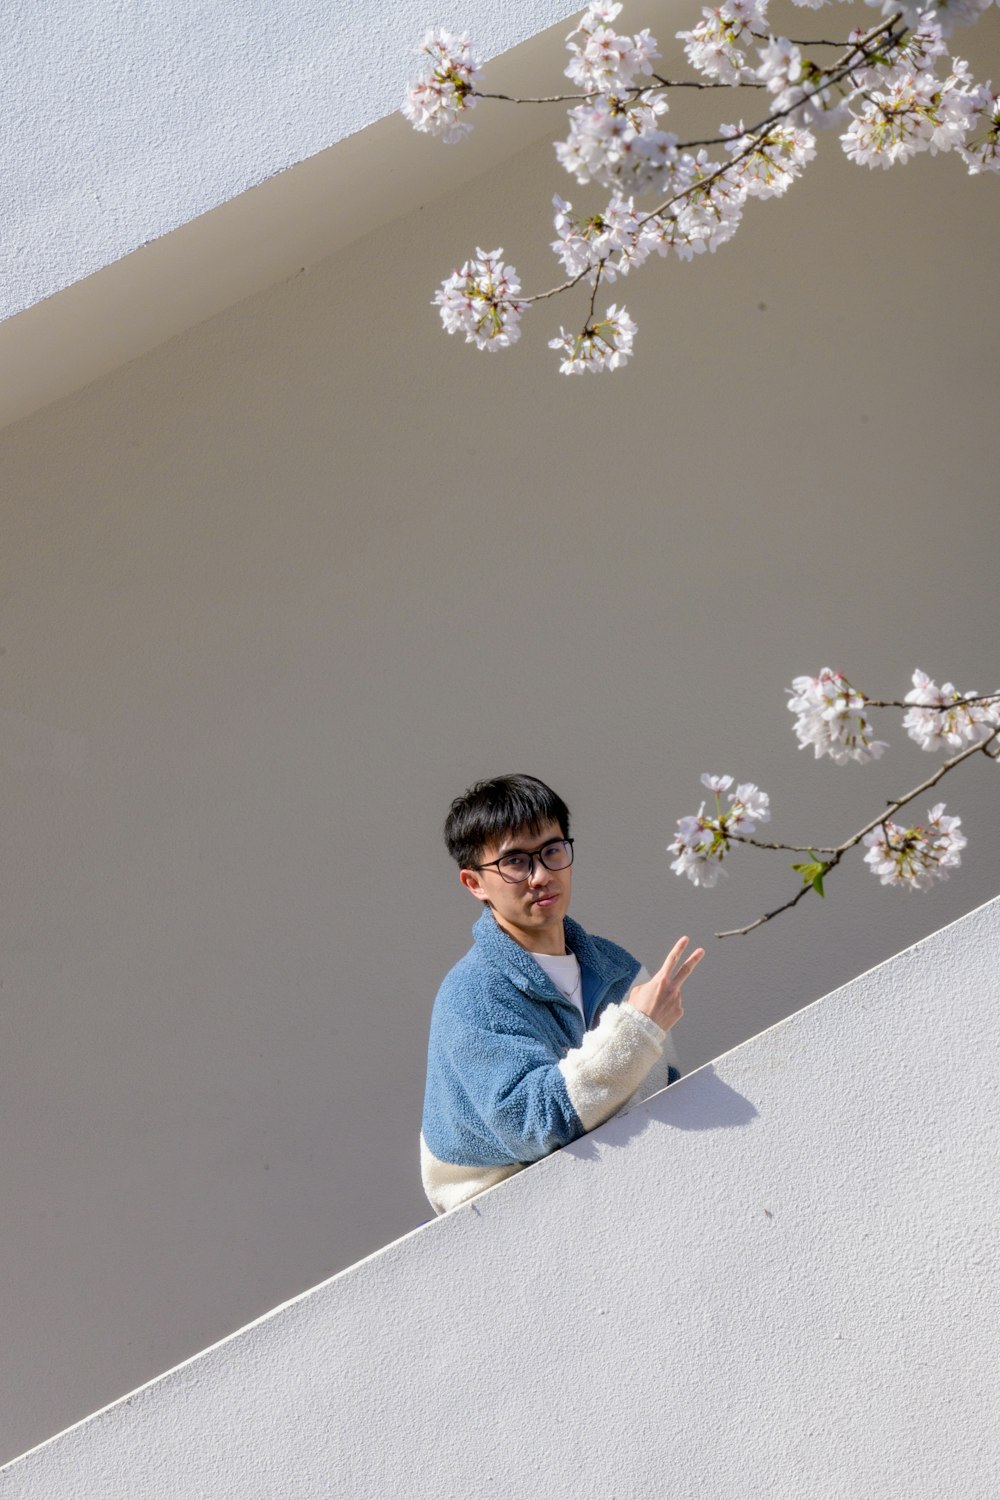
[716,726,1000,937]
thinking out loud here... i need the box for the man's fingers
[674,948,705,984]
[657,936,690,978]
[655,940,704,987]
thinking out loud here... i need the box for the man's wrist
[623,998,666,1045]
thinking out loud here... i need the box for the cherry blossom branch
[523,15,904,299]
[716,728,1000,937]
[411,8,999,369]
[633,15,905,230]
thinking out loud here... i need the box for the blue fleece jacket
[421,911,678,1211]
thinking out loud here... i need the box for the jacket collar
[471,908,632,1000]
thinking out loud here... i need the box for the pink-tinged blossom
[669,775,771,884]
[551,195,642,280]
[862,804,966,890]
[865,0,992,38]
[549,304,637,373]
[725,122,817,196]
[678,0,770,85]
[636,151,747,261]
[788,668,889,764]
[731,781,771,827]
[435,249,527,350]
[959,80,1000,172]
[756,36,804,94]
[403,31,482,142]
[564,4,660,94]
[841,62,977,168]
[902,669,1000,751]
[555,95,674,192]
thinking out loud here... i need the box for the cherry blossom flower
[435,249,527,350]
[669,774,771,884]
[841,62,976,167]
[678,0,770,85]
[960,80,1000,171]
[548,304,637,372]
[902,669,1000,751]
[865,0,993,39]
[403,31,482,143]
[551,195,642,279]
[564,4,660,93]
[635,151,747,262]
[724,122,818,196]
[555,95,674,191]
[862,804,966,889]
[731,782,772,827]
[788,669,889,763]
[756,36,805,95]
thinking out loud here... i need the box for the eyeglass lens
[496,841,573,883]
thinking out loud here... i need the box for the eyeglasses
[476,838,575,885]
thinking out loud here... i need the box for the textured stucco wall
[1,78,998,1460]
[0,0,580,324]
[5,897,999,1498]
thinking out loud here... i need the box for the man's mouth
[531,892,559,907]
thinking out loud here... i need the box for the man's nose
[527,856,550,885]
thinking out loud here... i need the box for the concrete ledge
[6,896,998,1498]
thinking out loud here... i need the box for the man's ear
[459,867,490,905]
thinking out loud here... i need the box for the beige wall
[2,93,999,1459]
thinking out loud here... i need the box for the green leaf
[791,856,829,898]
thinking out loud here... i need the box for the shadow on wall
[564,1065,758,1167]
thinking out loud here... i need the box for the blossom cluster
[863,805,967,889]
[551,194,642,279]
[787,668,888,764]
[563,3,659,94]
[434,248,527,349]
[555,95,676,194]
[669,773,771,886]
[841,56,981,167]
[405,1,997,371]
[668,667,997,912]
[903,669,1000,750]
[549,304,637,371]
[402,31,482,143]
[677,0,769,87]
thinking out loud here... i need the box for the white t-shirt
[534,950,585,1022]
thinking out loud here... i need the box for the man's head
[445,774,574,953]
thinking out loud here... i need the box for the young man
[421,773,703,1214]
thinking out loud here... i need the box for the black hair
[444,773,571,870]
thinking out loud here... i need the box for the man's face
[459,819,573,954]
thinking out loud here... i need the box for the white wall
[2,6,999,1465]
[5,897,999,1498]
[0,0,579,323]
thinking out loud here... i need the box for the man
[421,773,703,1213]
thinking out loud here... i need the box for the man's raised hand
[628,936,704,1033]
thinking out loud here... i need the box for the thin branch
[729,835,839,854]
[863,691,1000,710]
[716,725,1000,938]
[837,728,1000,857]
[523,266,594,306]
[473,89,600,104]
[716,875,819,936]
[650,74,767,90]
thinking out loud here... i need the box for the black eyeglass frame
[475,838,575,885]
